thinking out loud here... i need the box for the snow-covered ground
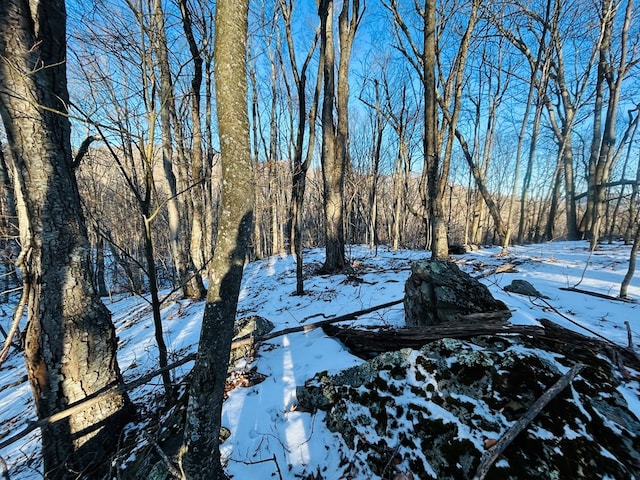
[1,241,639,478]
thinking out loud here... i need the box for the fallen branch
[472,363,584,480]
[230,299,405,350]
[534,296,618,343]
[537,318,640,369]
[626,321,635,352]
[321,316,640,372]
[141,430,181,479]
[0,353,197,451]
[474,263,518,279]
[559,286,635,303]
[232,454,283,480]
[0,300,406,451]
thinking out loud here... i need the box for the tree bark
[423,0,448,258]
[0,1,133,477]
[179,0,253,477]
[318,0,345,272]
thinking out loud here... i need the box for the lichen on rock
[404,259,509,326]
[297,336,640,479]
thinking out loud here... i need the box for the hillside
[1,241,639,478]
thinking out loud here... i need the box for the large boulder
[297,336,640,479]
[404,259,509,326]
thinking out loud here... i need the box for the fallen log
[230,299,405,350]
[323,318,640,371]
[322,321,541,359]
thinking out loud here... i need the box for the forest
[1,0,640,478]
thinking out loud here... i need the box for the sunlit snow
[0,240,639,478]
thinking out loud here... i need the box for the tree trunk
[179,0,253,478]
[620,222,640,298]
[0,1,133,477]
[368,80,384,250]
[319,0,345,272]
[152,0,206,300]
[543,160,564,241]
[279,0,320,294]
[423,0,448,258]
[0,144,20,303]
[142,214,172,396]
[178,0,209,299]
[94,226,109,297]
[152,0,192,298]
[249,63,264,261]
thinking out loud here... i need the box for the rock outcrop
[297,336,640,479]
[404,260,509,326]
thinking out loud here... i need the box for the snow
[0,240,639,478]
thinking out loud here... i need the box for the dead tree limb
[472,363,584,480]
[0,279,28,366]
[0,353,197,451]
[474,263,518,279]
[230,298,405,349]
[141,430,182,479]
[71,135,99,170]
[322,321,540,358]
[559,286,635,303]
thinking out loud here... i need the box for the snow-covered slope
[1,241,639,478]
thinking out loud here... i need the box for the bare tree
[150,0,207,300]
[0,1,133,477]
[318,0,364,272]
[279,0,320,294]
[177,0,211,296]
[385,0,449,257]
[179,0,253,477]
[583,0,640,247]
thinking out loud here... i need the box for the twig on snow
[232,454,283,480]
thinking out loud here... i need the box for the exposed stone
[504,279,550,299]
[404,259,509,326]
[297,336,640,479]
[230,315,275,369]
[234,315,275,338]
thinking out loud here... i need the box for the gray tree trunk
[318,0,345,272]
[179,0,253,477]
[0,1,133,477]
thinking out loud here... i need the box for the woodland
[1,0,640,479]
